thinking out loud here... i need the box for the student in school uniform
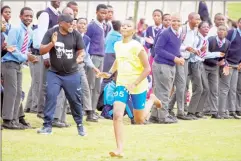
[188,22,226,119]
[145,9,163,56]
[168,12,201,120]
[104,5,114,37]
[1,5,11,38]
[77,17,100,122]
[203,25,230,119]
[149,14,184,124]
[24,10,44,114]
[219,18,241,119]
[1,7,38,129]
[203,13,226,115]
[162,14,171,29]
[207,13,225,37]
[86,4,108,117]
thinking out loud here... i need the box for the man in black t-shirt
[37,14,86,136]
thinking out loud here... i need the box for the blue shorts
[114,86,147,110]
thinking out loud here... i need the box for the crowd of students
[1,0,241,157]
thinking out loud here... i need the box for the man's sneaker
[77,124,86,136]
[37,127,52,135]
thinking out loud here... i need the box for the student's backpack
[180,24,199,43]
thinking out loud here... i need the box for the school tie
[218,40,223,48]
[103,23,107,32]
[154,27,159,35]
[200,39,207,58]
[176,32,179,38]
[21,30,29,54]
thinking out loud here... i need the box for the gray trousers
[86,55,104,111]
[188,62,209,114]
[219,67,239,115]
[150,62,176,119]
[1,62,23,120]
[37,57,48,114]
[236,71,241,112]
[79,65,92,111]
[169,61,189,115]
[203,65,219,113]
[24,58,41,112]
[54,89,67,122]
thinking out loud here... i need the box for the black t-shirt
[41,27,84,75]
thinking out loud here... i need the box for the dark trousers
[43,71,83,127]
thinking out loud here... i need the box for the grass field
[227,2,241,20]
[2,3,241,161]
[2,67,241,161]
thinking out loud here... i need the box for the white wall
[1,1,225,27]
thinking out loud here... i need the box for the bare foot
[109,150,124,158]
[150,94,162,108]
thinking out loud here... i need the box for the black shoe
[203,111,212,116]
[86,111,98,122]
[220,114,233,119]
[229,112,241,119]
[236,111,241,116]
[168,110,176,117]
[177,114,193,120]
[19,117,32,129]
[187,113,198,120]
[52,119,66,128]
[2,120,24,130]
[148,116,159,123]
[159,115,178,124]
[195,112,207,119]
[24,108,30,113]
[130,118,135,124]
[211,114,222,119]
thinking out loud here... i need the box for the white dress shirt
[38,5,60,59]
[207,26,218,38]
[189,33,221,62]
[179,23,198,59]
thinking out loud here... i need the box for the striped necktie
[218,40,223,48]
[200,39,207,58]
[21,30,28,54]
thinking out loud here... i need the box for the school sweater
[226,28,241,65]
[86,21,105,56]
[204,36,230,67]
[45,7,59,29]
[154,27,181,66]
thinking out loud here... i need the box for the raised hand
[51,32,58,44]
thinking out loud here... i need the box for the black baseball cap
[58,14,74,23]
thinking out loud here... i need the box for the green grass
[227,2,241,21]
[2,67,241,161]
